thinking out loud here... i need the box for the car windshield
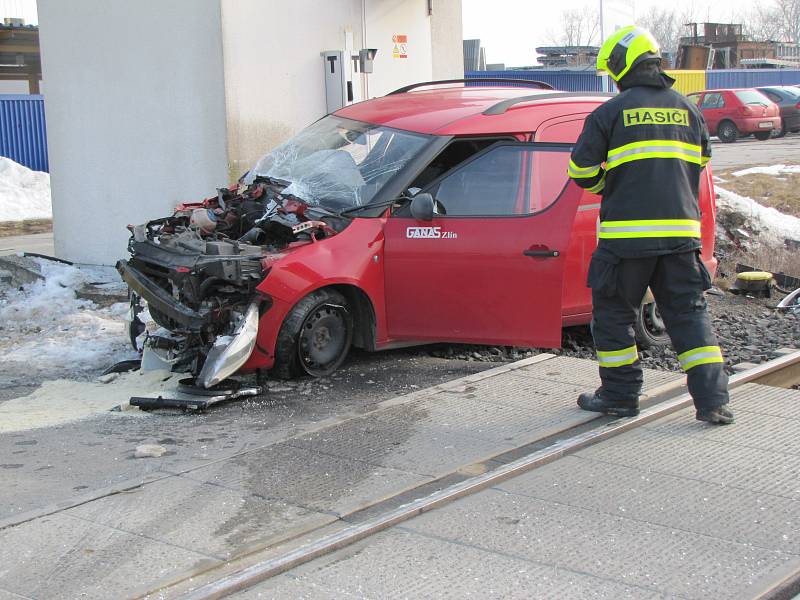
[735,90,770,105]
[245,116,430,211]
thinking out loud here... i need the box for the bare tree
[775,0,800,42]
[739,3,783,41]
[636,6,699,58]
[548,5,601,47]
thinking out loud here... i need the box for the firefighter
[568,25,733,424]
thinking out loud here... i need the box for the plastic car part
[197,302,260,388]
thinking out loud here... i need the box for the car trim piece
[483,92,616,116]
[387,78,554,95]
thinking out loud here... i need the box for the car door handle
[523,249,560,258]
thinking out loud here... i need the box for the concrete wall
[220,0,364,180]
[430,0,464,80]
[38,0,229,264]
[364,0,433,97]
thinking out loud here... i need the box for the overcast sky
[1,0,761,68]
[465,0,758,67]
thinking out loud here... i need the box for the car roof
[334,86,612,136]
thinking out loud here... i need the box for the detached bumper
[116,260,212,331]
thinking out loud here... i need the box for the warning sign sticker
[392,34,408,58]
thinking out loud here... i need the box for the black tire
[754,131,771,141]
[271,289,353,379]
[634,301,670,349]
[775,119,787,138]
[717,121,739,143]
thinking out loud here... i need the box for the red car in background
[118,80,719,385]
[687,88,780,142]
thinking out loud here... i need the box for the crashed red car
[117,80,718,387]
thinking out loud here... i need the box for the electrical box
[358,48,378,74]
[321,50,347,114]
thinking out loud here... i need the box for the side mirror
[410,192,435,221]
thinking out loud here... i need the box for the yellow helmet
[596,26,660,82]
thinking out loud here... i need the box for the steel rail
[174,349,800,600]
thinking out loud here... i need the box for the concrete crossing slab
[0,512,218,600]
[178,442,432,516]
[67,476,335,560]
[233,528,664,600]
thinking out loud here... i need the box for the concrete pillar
[38,0,228,264]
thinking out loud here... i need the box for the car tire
[271,288,353,379]
[634,301,670,349]
[754,131,771,141]
[775,119,787,138]
[717,121,739,143]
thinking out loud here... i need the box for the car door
[700,92,724,133]
[534,114,596,322]
[383,142,580,348]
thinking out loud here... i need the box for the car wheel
[271,289,353,379]
[775,119,787,138]
[754,131,771,141]
[717,121,738,143]
[634,301,670,349]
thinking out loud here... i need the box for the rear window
[735,90,771,105]
[780,87,800,99]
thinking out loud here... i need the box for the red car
[118,80,718,385]
[687,88,780,142]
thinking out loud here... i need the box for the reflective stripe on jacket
[568,80,711,257]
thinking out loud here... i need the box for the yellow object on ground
[737,271,774,281]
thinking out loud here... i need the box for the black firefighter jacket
[568,71,712,258]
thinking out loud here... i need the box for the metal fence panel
[0,94,48,173]
[465,70,605,92]
[706,69,800,89]
[665,70,707,95]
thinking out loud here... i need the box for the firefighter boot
[577,388,640,417]
[696,404,735,425]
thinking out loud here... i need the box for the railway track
[154,348,800,600]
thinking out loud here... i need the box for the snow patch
[0,157,52,221]
[731,164,800,178]
[0,258,134,382]
[0,370,187,433]
[715,186,800,247]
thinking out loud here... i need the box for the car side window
[701,93,722,109]
[764,91,781,103]
[688,94,702,106]
[428,145,523,216]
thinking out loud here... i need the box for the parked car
[118,80,719,385]
[755,86,800,137]
[687,88,780,142]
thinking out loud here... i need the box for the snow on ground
[714,186,800,247]
[731,164,800,177]
[0,258,135,383]
[0,157,52,221]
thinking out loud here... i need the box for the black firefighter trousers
[588,249,729,411]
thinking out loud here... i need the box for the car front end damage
[117,179,344,388]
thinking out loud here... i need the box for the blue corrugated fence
[0,95,49,173]
[467,69,800,94]
[706,69,800,90]
[466,70,606,92]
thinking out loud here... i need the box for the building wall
[220,0,364,180]
[38,0,228,264]
[429,0,464,79]
[364,0,432,96]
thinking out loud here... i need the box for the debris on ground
[134,444,167,458]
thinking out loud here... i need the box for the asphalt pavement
[709,133,800,171]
